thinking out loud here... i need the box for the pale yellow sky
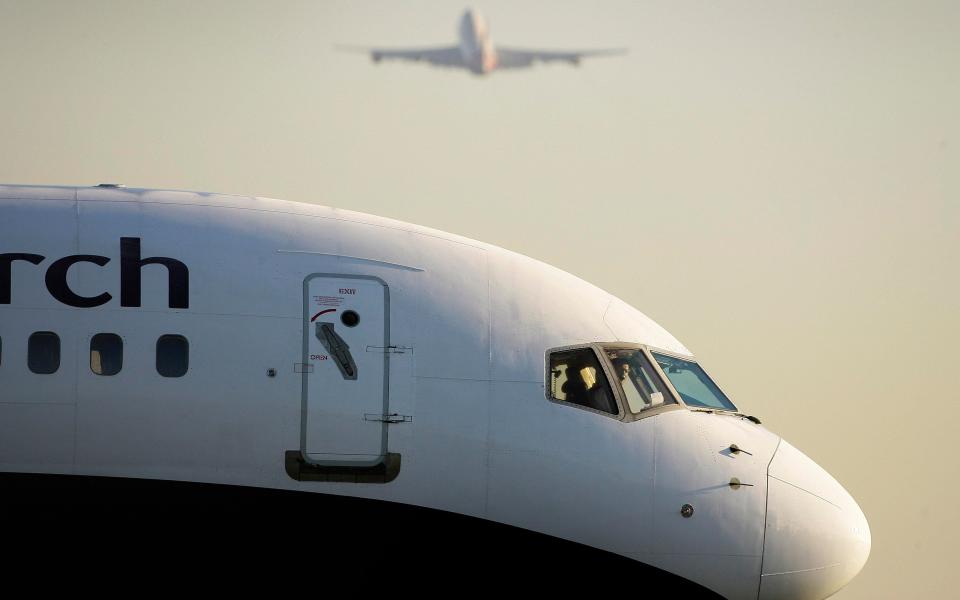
[1,1,958,596]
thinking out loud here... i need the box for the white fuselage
[458,9,497,74]
[0,185,870,599]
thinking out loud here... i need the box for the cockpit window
[652,352,737,411]
[548,348,619,415]
[605,348,672,413]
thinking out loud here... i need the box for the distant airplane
[340,8,627,75]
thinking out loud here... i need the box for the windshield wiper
[689,408,762,424]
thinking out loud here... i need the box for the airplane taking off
[341,8,627,75]
[0,184,870,597]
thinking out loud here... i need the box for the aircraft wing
[339,45,466,69]
[495,47,627,69]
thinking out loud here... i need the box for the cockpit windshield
[651,352,738,412]
[604,348,673,413]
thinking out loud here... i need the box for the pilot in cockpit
[612,355,649,412]
[612,357,631,383]
[561,363,590,408]
[562,361,617,415]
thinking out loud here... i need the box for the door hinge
[364,413,412,424]
[366,345,412,354]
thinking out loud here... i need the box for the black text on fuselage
[0,237,188,309]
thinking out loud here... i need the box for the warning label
[313,295,343,307]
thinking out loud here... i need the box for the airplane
[340,8,627,75]
[0,183,869,596]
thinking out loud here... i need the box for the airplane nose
[759,440,871,600]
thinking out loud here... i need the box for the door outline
[300,273,391,468]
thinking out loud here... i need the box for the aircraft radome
[0,184,869,597]
[339,8,626,75]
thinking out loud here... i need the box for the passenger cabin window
[90,333,123,376]
[652,352,738,411]
[28,331,60,374]
[548,348,618,415]
[156,335,188,377]
[605,348,673,413]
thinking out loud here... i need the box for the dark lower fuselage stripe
[1,472,724,596]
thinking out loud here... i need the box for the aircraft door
[301,274,390,466]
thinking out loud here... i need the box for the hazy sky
[1,1,957,597]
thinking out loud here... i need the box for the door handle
[315,321,358,380]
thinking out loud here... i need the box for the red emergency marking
[310,308,336,322]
